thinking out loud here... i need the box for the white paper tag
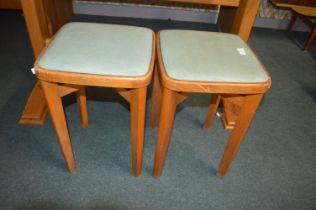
[237,48,246,56]
[216,112,221,117]
[30,68,35,74]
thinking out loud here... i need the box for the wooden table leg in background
[19,81,48,125]
[217,0,261,42]
[19,0,73,125]
[216,0,261,127]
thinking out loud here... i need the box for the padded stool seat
[35,22,155,176]
[39,22,153,77]
[151,30,271,179]
[160,30,269,83]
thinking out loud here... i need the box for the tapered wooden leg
[304,26,316,51]
[150,65,162,129]
[76,86,89,128]
[130,87,147,177]
[203,94,221,129]
[41,81,76,172]
[153,88,178,178]
[217,94,263,178]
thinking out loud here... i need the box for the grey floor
[0,10,316,210]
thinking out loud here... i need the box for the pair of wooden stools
[34,22,271,178]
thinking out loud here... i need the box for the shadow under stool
[34,22,155,176]
[150,30,272,179]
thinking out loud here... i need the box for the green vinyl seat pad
[159,30,270,83]
[38,22,153,77]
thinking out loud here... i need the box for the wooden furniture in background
[270,0,316,51]
[270,0,316,7]
[19,0,73,125]
[0,0,21,10]
[217,0,261,41]
[217,94,244,130]
[168,0,239,7]
[288,6,316,51]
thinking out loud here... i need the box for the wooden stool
[288,6,316,51]
[151,30,271,178]
[34,22,155,176]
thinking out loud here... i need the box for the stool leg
[150,65,162,129]
[76,86,89,128]
[130,87,147,177]
[41,81,76,172]
[304,26,316,51]
[153,88,178,178]
[203,94,221,129]
[217,94,263,178]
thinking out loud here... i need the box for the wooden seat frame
[35,33,156,177]
[150,32,271,178]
